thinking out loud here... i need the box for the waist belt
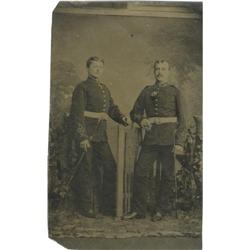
[84,111,109,120]
[147,117,177,124]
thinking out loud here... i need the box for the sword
[58,118,102,198]
[173,130,179,219]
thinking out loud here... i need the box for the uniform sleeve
[130,88,146,126]
[175,89,186,146]
[107,89,126,124]
[69,84,89,141]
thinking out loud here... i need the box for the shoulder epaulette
[169,84,180,91]
[144,84,154,90]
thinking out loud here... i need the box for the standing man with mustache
[69,56,128,218]
[125,60,186,221]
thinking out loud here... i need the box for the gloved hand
[80,139,91,151]
[140,118,152,131]
[174,144,184,155]
[121,116,130,127]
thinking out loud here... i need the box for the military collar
[87,75,101,84]
[155,81,170,88]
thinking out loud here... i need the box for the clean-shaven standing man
[69,57,128,218]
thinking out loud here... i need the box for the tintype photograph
[48,1,202,249]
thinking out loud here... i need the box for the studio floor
[49,209,201,238]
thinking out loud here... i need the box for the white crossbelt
[84,111,109,120]
[147,117,177,124]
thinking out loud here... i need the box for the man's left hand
[175,145,184,154]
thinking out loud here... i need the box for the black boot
[81,209,99,219]
[123,212,145,220]
[151,212,163,222]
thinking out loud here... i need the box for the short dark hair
[153,59,170,69]
[86,56,104,68]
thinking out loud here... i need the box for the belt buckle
[100,112,107,120]
[155,117,160,125]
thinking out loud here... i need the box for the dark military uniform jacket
[69,76,125,142]
[130,82,186,146]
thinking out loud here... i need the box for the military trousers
[133,144,175,216]
[71,141,117,215]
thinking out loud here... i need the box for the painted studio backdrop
[48,2,202,247]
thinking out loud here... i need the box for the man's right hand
[80,139,91,151]
[140,118,152,130]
